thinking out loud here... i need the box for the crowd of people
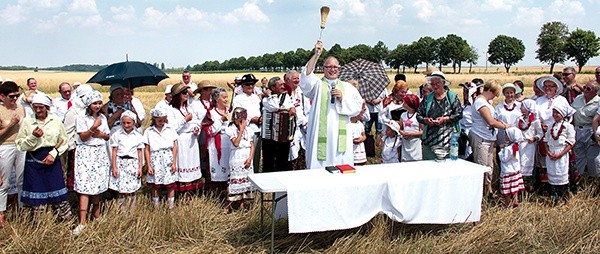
[1,40,600,235]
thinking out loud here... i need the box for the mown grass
[1,68,599,253]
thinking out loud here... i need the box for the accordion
[261,110,296,142]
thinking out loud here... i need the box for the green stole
[317,78,347,161]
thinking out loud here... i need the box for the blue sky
[1,0,599,68]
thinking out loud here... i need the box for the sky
[1,0,599,69]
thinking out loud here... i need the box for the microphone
[330,82,336,104]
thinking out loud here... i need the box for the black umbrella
[339,58,390,102]
[87,61,169,88]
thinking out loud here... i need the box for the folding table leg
[270,192,276,254]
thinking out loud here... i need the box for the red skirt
[500,171,525,196]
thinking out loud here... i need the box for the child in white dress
[518,99,543,191]
[223,108,255,214]
[545,103,576,207]
[399,94,422,162]
[349,108,367,165]
[73,91,111,235]
[144,108,178,209]
[499,127,526,207]
[109,110,144,211]
[378,121,402,164]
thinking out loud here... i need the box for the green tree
[294,48,311,69]
[413,36,437,69]
[487,35,525,73]
[565,29,600,73]
[385,44,406,73]
[160,62,165,70]
[439,34,469,73]
[435,37,452,71]
[536,21,569,74]
[465,46,479,73]
[372,41,389,64]
[344,44,376,63]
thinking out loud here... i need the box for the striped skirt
[500,171,525,196]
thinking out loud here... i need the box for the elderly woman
[468,80,510,197]
[416,71,463,160]
[102,83,141,133]
[572,80,600,178]
[167,83,206,194]
[206,87,231,193]
[15,94,71,221]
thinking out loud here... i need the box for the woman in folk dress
[167,83,206,194]
[73,91,110,235]
[207,88,231,193]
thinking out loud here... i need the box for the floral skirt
[147,148,177,189]
[74,144,110,195]
[109,156,141,194]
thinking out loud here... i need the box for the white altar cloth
[250,160,487,233]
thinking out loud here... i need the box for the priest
[300,40,362,169]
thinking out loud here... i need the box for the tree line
[1,22,597,74]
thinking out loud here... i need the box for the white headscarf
[150,107,167,118]
[505,127,524,143]
[31,94,53,107]
[120,110,137,124]
[552,101,576,118]
[520,99,537,115]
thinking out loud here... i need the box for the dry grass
[1,68,600,253]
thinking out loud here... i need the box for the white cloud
[386,3,404,17]
[514,7,544,27]
[412,0,433,22]
[142,5,214,29]
[332,0,366,16]
[18,0,63,9]
[0,4,27,25]
[462,18,482,25]
[548,0,585,19]
[34,12,68,32]
[230,2,269,23]
[481,0,515,11]
[66,14,102,27]
[68,0,98,14]
[143,7,169,28]
[111,5,136,22]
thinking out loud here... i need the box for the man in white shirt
[300,40,362,169]
[231,74,263,172]
[182,70,197,104]
[53,82,72,122]
[262,77,296,172]
[285,70,311,169]
[19,78,52,118]
[154,84,173,111]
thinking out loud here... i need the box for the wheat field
[1,67,600,253]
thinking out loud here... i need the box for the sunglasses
[242,83,254,86]
[595,72,600,75]
[323,66,340,69]
[562,73,573,76]
[7,94,20,99]
[584,86,593,91]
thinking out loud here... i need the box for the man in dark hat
[231,74,263,172]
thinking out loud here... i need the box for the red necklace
[518,113,535,130]
[503,102,515,111]
[550,122,565,140]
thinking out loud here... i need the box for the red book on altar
[336,164,356,174]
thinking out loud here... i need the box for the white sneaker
[72,224,86,235]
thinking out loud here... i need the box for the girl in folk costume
[544,103,576,207]
[349,102,367,166]
[207,88,231,193]
[399,94,423,162]
[167,83,206,194]
[498,127,526,207]
[109,111,144,211]
[144,108,178,209]
[378,121,402,164]
[223,107,255,214]
[73,91,111,235]
[518,99,543,191]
